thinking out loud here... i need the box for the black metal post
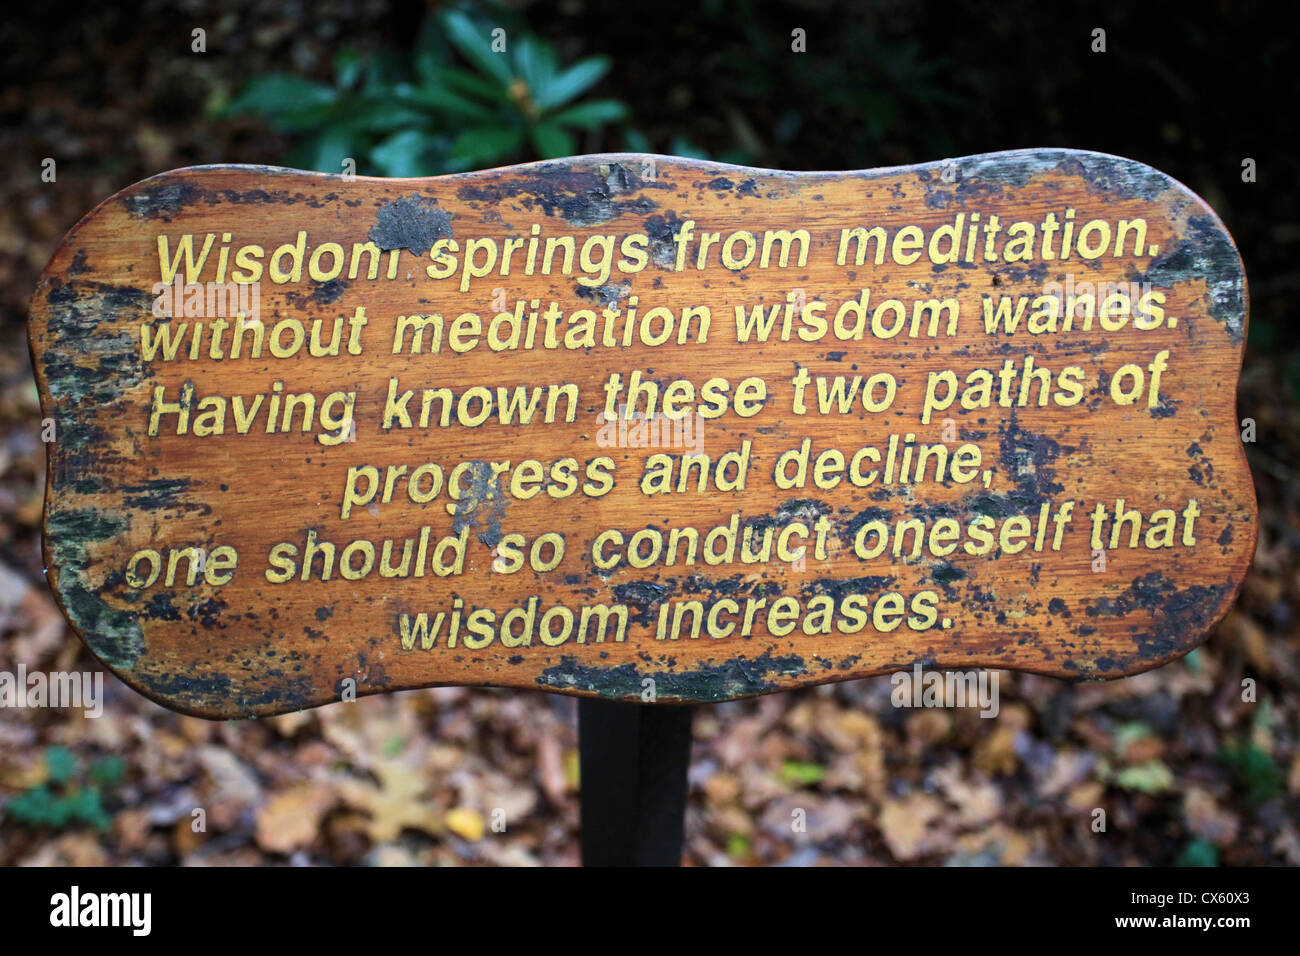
[577,699,694,866]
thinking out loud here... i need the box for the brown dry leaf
[1120,733,1165,765]
[368,844,428,866]
[269,710,313,738]
[19,832,108,867]
[195,743,261,816]
[1183,787,1239,845]
[905,709,952,749]
[1000,827,1034,865]
[535,732,567,806]
[318,695,422,770]
[878,792,946,861]
[337,758,440,843]
[482,780,538,823]
[709,804,755,840]
[1234,612,1275,675]
[172,818,204,858]
[1273,825,1300,866]
[703,771,742,806]
[934,763,1002,826]
[255,782,338,854]
[1066,780,1106,813]
[1039,750,1095,798]
[478,842,542,866]
[973,725,1019,776]
[0,562,65,662]
[0,754,48,789]
[186,847,265,867]
[113,808,153,852]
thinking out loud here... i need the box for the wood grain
[28,149,1255,718]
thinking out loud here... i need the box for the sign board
[29,150,1255,718]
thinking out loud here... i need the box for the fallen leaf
[337,758,440,843]
[444,807,485,841]
[256,783,337,854]
[878,793,946,861]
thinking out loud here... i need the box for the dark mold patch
[612,580,673,626]
[800,575,896,600]
[931,562,966,587]
[1137,216,1245,343]
[536,649,806,702]
[47,508,144,670]
[1055,154,1170,202]
[120,477,192,511]
[645,212,687,268]
[458,162,660,227]
[1083,571,1230,661]
[448,461,507,548]
[123,180,205,220]
[997,411,1068,502]
[312,278,348,304]
[369,194,454,254]
[575,282,630,306]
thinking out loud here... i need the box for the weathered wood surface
[29,149,1254,718]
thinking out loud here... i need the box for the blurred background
[1,0,1296,866]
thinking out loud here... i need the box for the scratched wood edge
[28,148,1257,720]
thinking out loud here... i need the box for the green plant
[222,3,627,177]
[1174,838,1219,867]
[3,747,124,831]
[1218,740,1283,807]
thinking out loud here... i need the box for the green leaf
[529,122,574,159]
[397,80,488,121]
[6,786,57,825]
[442,10,513,87]
[535,56,610,111]
[334,48,365,90]
[296,128,366,176]
[623,128,653,152]
[1218,741,1283,806]
[361,49,409,95]
[725,832,752,859]
[778,760,826,787]
[514,36,558,104]
[46,746,76,785]
[1113,721,1153,758]
[89,755,126,789]
[225,74,337,131]
[350,101,431,133]
[437,66,510,105]
[668,134,710,160]
[450,126,524,167]
[1114,760,1174,794]
[413,47,442,88]
[549,99,628,130]
[1175,838,1219,867]
[63,787,111,831]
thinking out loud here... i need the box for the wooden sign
[29,149,1254,719]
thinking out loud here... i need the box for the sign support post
[578,700,693,866]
